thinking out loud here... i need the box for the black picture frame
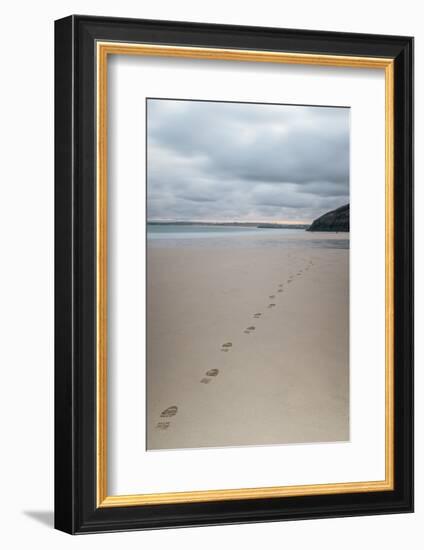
[55,14,413,534]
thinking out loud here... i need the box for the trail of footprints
[155,257,315,431]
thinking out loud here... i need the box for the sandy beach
[147,231,349,450]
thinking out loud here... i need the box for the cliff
[307,204,349,232]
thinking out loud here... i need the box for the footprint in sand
[278,284,284,287]
[160,405,178,418]
[206,368,219,377]
[253,313,262,318]
[221,342,232,351]
[244,326,256,334]
[269,295,275,299]
[268,303,276,308]
[201,368,219,384]
[278,289,283,293]
[156,421,170,430]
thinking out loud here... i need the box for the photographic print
[146,98,350,451]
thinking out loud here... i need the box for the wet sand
[147,233,349,450]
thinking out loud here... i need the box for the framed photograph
[54,15,413,534]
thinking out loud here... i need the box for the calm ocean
[147,224,349,249]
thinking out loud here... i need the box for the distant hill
[257,223,308,229]
[307,204,349,232]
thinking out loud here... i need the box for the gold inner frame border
[96,41,394,508]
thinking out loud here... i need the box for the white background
[0,0,420,548]
[109,57,386,495]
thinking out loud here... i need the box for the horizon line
[147,219,311,225]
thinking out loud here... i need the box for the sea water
[147,224,349,250]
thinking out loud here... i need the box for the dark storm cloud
[147,99,349,222]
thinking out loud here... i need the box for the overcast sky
[147,99,349,223]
